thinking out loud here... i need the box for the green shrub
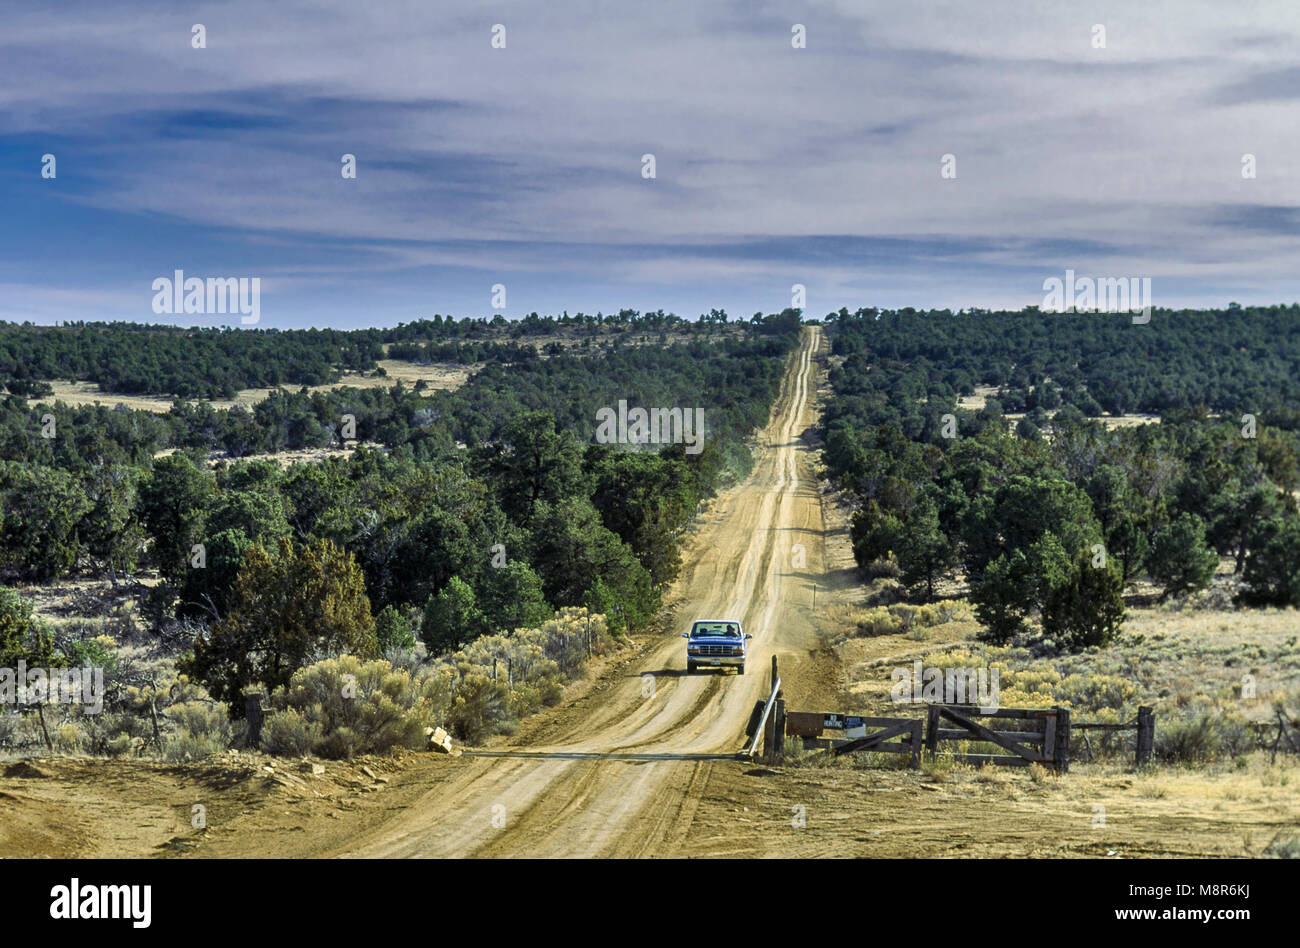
[81,710,152,756]
[375,605,416,653]
[417,608,610,743]
[866,556,900,580]
[261,708,323,757]
[849,602,966,638]
[162,700,233,762]
[1148,513,1218,600]
[446,673,516,744]
[1054,674,1139,713]
[1156,713,1222,762]
[420,577,484,653]
[58,634,119,674]
[104,733,135,758]
[1218,714,1255,757]
[506,678,565,719]
[167,701,232,757]
[0,709,16,747]
[55,722,85,753]
[262,655,453,759]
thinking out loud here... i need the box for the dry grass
[39,360,476,414]
[955,385,1001,412]
[1097,412,1162,429]
[199,440,388,469]
[768,744,1300,856]
[42,381,188,414]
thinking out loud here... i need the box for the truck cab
[682,619,751,675]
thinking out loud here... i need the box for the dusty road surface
[332,326,830,857]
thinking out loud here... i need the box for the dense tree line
[825,304,1300,425]
[0,323,381,400]
[0,313,802,709]
[0,309,763,400]
[823,308,1300,648]
[3,322,794,475]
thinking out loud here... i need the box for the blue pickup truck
[682,619,751,675]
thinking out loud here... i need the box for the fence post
[772,698,786,762]
[245,691,265,748]
[770,655,778,694]
[924,704,940,759]
[1136,705,1154,766]
[1052,706,1070,773]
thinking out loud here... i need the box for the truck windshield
[692,622,739,637]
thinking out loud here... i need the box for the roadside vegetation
[0,311,801,760]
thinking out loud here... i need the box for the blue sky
[3,0,1300,328]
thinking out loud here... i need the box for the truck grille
[698,645,733,656]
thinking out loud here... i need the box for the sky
[3,0,1300,329]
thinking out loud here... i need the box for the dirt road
[331,326,830,857]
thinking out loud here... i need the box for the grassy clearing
[41,359,476,414]
[954,384,1160,429]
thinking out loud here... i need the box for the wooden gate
[924,705,1069,772]
[785,712,923,768]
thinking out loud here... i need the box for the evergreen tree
[1147,513,1218,600]
[183,538,377,715]
[1042,553,1126,650]
[420,577,485,654]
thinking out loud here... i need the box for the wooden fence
[1071,706,1155,765]
[925,704,1068,771]
[777,701,1158,772]
[785,712,922,767]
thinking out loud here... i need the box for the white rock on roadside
[428,726,456,755]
